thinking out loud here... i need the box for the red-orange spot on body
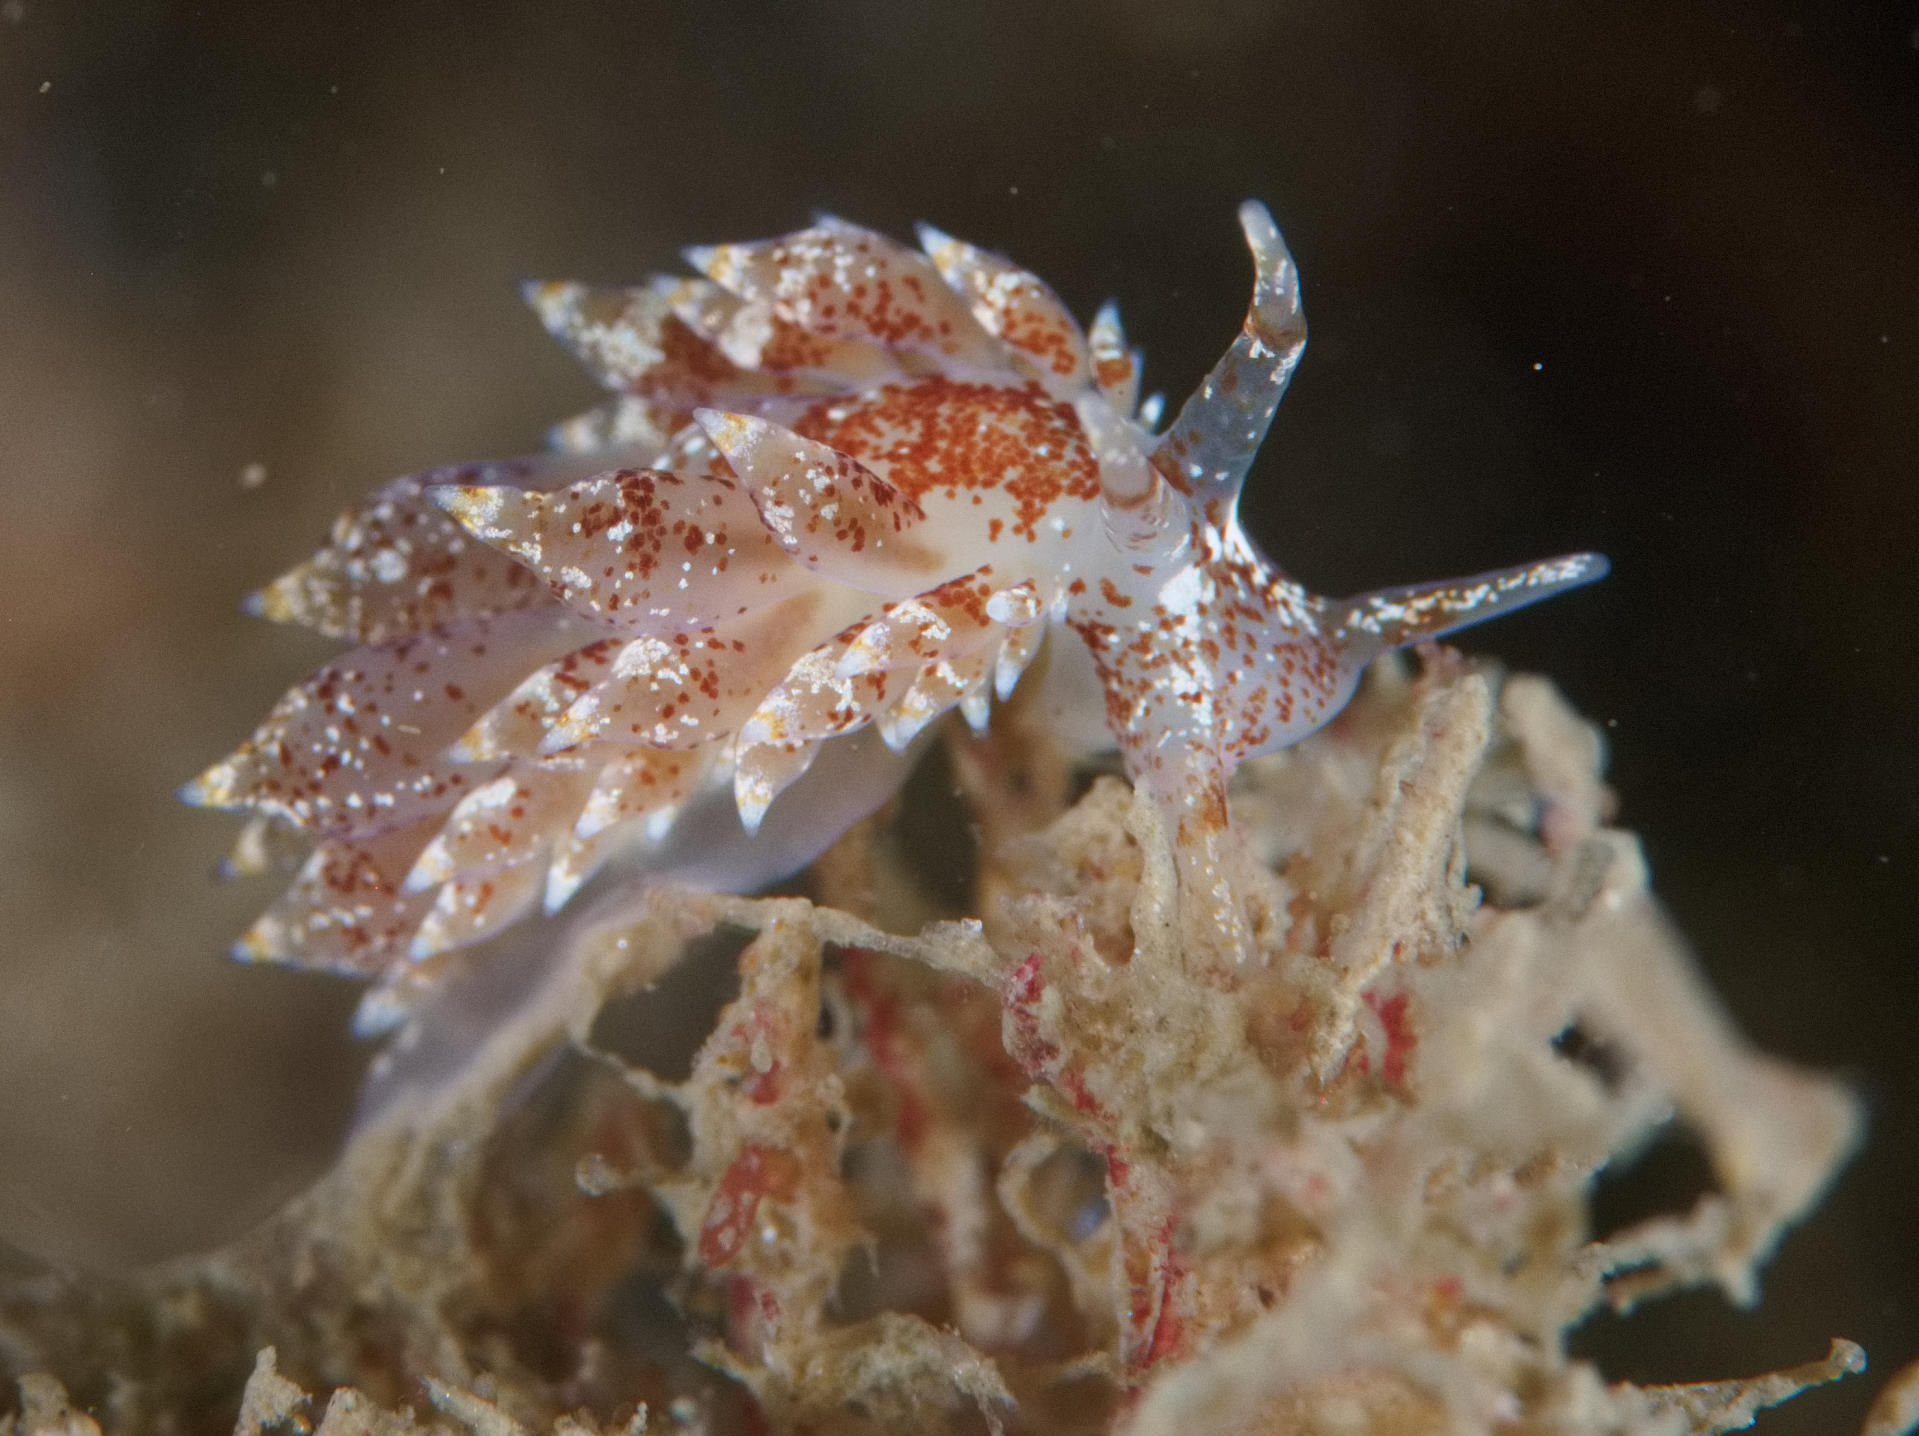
[793,376,1098,542]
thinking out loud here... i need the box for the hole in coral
[470,1048,691,1383]
[1023,1371,1120,1436]
[840,1135,928,1239]
[483,1043,604,1160]
[1551,1022,1629,1091]
[587,925,752,1083]
[818,979,849,1041]
[1025,1143,1111,1245]
[830,1230,948,1325]
[675,1270,729,1348]
[1586,1118,1719,1242]
[625,1092,693,1173]
[890,738,980,916]
[833,1137,950,1323]
[600,1263,695,1371]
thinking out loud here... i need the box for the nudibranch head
[186,203,1605,1024]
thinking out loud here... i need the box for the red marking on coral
[738,1397,773,1436]
[1363,990,1416,1090]
[1003,951,1063,1075]
[725,1275,784,1358]
[1008,951,1045,1006]
[840,948,929,1150]
[697,1144,802,1268]
[731,1006,784,1105]
[1062,1068,1104,1119]
[1142,1255,1189,1366]
[1120,1217,1189,1371]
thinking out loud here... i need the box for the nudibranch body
[187,203,1604,1024]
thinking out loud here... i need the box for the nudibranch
[186,203,1604,1026]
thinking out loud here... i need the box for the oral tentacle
[1331,552,1611,662]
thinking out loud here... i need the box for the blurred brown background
[0,2,1914,1430]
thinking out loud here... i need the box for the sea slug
[185,203,1604,1026]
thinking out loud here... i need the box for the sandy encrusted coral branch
[1,651,1878,1435]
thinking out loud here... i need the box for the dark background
[0,2,1913,1431]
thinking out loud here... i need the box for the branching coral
[1,653,1875,1434]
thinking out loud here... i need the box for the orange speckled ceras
[186,203,1605,1030]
